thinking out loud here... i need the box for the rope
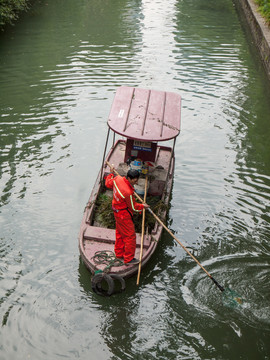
[92,250,123,273]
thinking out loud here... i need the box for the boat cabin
[103,86,181,197]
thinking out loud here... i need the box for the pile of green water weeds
[94,193,167,233]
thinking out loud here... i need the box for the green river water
[0,0,270,359]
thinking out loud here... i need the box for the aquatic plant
[94,193,167,233]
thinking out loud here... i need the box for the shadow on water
[78,228,270,359]
[80,215,270,358]
[77,165,270,358]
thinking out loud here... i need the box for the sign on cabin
[124,139,157,162]
[133,141,152,152]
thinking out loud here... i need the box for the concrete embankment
[234,0,270,80]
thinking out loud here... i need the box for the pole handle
[136,175,148,285]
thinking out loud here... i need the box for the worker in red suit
[105,165,149,265]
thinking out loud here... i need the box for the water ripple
[180,252,270,331]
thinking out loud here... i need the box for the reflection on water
[0,0,143,207]
[0,0,270,358]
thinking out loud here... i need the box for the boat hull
[78,139,175,279]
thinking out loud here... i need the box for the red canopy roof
[107,86,181,141]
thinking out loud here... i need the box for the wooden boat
[78,86,181,295]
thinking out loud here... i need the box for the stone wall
[234,0,270,80]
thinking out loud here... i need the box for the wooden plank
[143,90,166,139]
[108,86,134,134]
[162,91,181,139]
[84,225,151,248]
[84,226,115,242]
[122,87,150,139]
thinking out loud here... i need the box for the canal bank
[234,0,270,79]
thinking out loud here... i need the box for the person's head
[126,169,140,185]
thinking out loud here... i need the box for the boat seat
[84,225,151,248]
[84,226,116,244]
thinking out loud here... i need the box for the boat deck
[83,226,152,273]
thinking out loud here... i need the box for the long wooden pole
[105,160,225,293]
[136,175,148,285]
[146,207,224,291]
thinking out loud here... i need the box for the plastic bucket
[130,160,142,173]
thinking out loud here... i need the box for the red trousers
[114,210,136,263]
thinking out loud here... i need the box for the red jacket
[105,174,144,215]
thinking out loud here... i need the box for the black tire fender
[91,273,115,296]
[110,274,126,293]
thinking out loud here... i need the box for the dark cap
[127,169,140,180]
